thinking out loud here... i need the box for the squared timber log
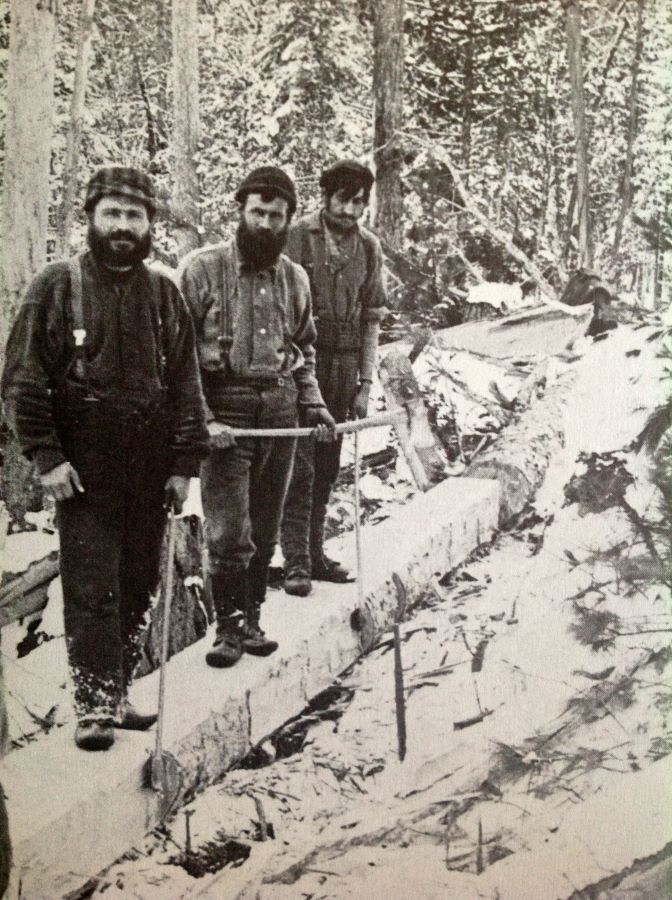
[2,477,499,898]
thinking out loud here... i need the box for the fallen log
[465,363,576,524]
[0,551,59,627]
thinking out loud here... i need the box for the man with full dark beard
[1,167,209,750]
[178,167,335,669]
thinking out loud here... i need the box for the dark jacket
[1,252,209,477]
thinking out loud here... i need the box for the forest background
[0,0,670,511]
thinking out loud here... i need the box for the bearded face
[87,195,152,268]
[236,193,290,270]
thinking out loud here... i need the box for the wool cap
[320,159,375,194]
[84,166,157,216]
[235,166,297,215]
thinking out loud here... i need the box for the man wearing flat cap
[280,160,387,597]
[178,166,335,669]
[2,166,209,750]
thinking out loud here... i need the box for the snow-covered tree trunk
[1,0,57,353]
[372,0,404,250]
[55,0,97,259]
[563,0,593,268]
[171,0,201,259]
[612,0,645,264]
[1,0,58,526]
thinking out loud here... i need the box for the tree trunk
[563,0,593,268]
[612,0,645,263]
[55,0,97,259]
[0,0,57,355]
[171,0,201,259]
[461,0,475,185]
[0,0,58,525]
[372,0,405,250]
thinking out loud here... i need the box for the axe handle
[153,510,178,786]
[229,408,406,438]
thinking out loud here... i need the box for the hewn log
[465,365,577,524]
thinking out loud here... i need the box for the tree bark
[55,0,97,259]
[0,0,58,356]
[0,0,58,524]
[563,0,593,268]
[461,0,475,184]
[372,0,405,250]
[612,0,645,262]
[171,0,201,259]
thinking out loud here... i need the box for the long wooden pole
[229,409,406,439]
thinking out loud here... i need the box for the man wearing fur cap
[2,166,209,750]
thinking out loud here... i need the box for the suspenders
[67,253,88,382]
[66,255,168,395]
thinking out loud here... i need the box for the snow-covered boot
[75,720,115,751]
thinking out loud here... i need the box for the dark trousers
[201,381,298,597]
[281,348,357,569]
[57,400,170,723]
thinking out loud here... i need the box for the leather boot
[115,699,158,731]
[242,559,279,656]
[205,572,245,668]
[310,505,353,583]
[75,720,115,751]
[284,559,312,597]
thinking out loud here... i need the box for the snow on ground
[84,322,672,898]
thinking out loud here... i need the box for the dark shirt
[1,252,209,476]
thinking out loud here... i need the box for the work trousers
[281,347,358,568]
[201,381,298,586]
[56,397,170,723]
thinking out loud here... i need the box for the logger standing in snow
[1,167,209,751]
[281,161,386,596]
[178,166,335,669]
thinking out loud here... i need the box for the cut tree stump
[378,348,448,490]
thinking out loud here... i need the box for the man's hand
[305,407,337,442]
[40,461,84,502]
[164,475,190,514]
[208,420,237,449]
[351,382,371,420]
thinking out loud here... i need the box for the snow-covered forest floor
[8,310,658,899]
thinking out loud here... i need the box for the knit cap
[234,166,297,215]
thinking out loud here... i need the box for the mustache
[109,230,138,242]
